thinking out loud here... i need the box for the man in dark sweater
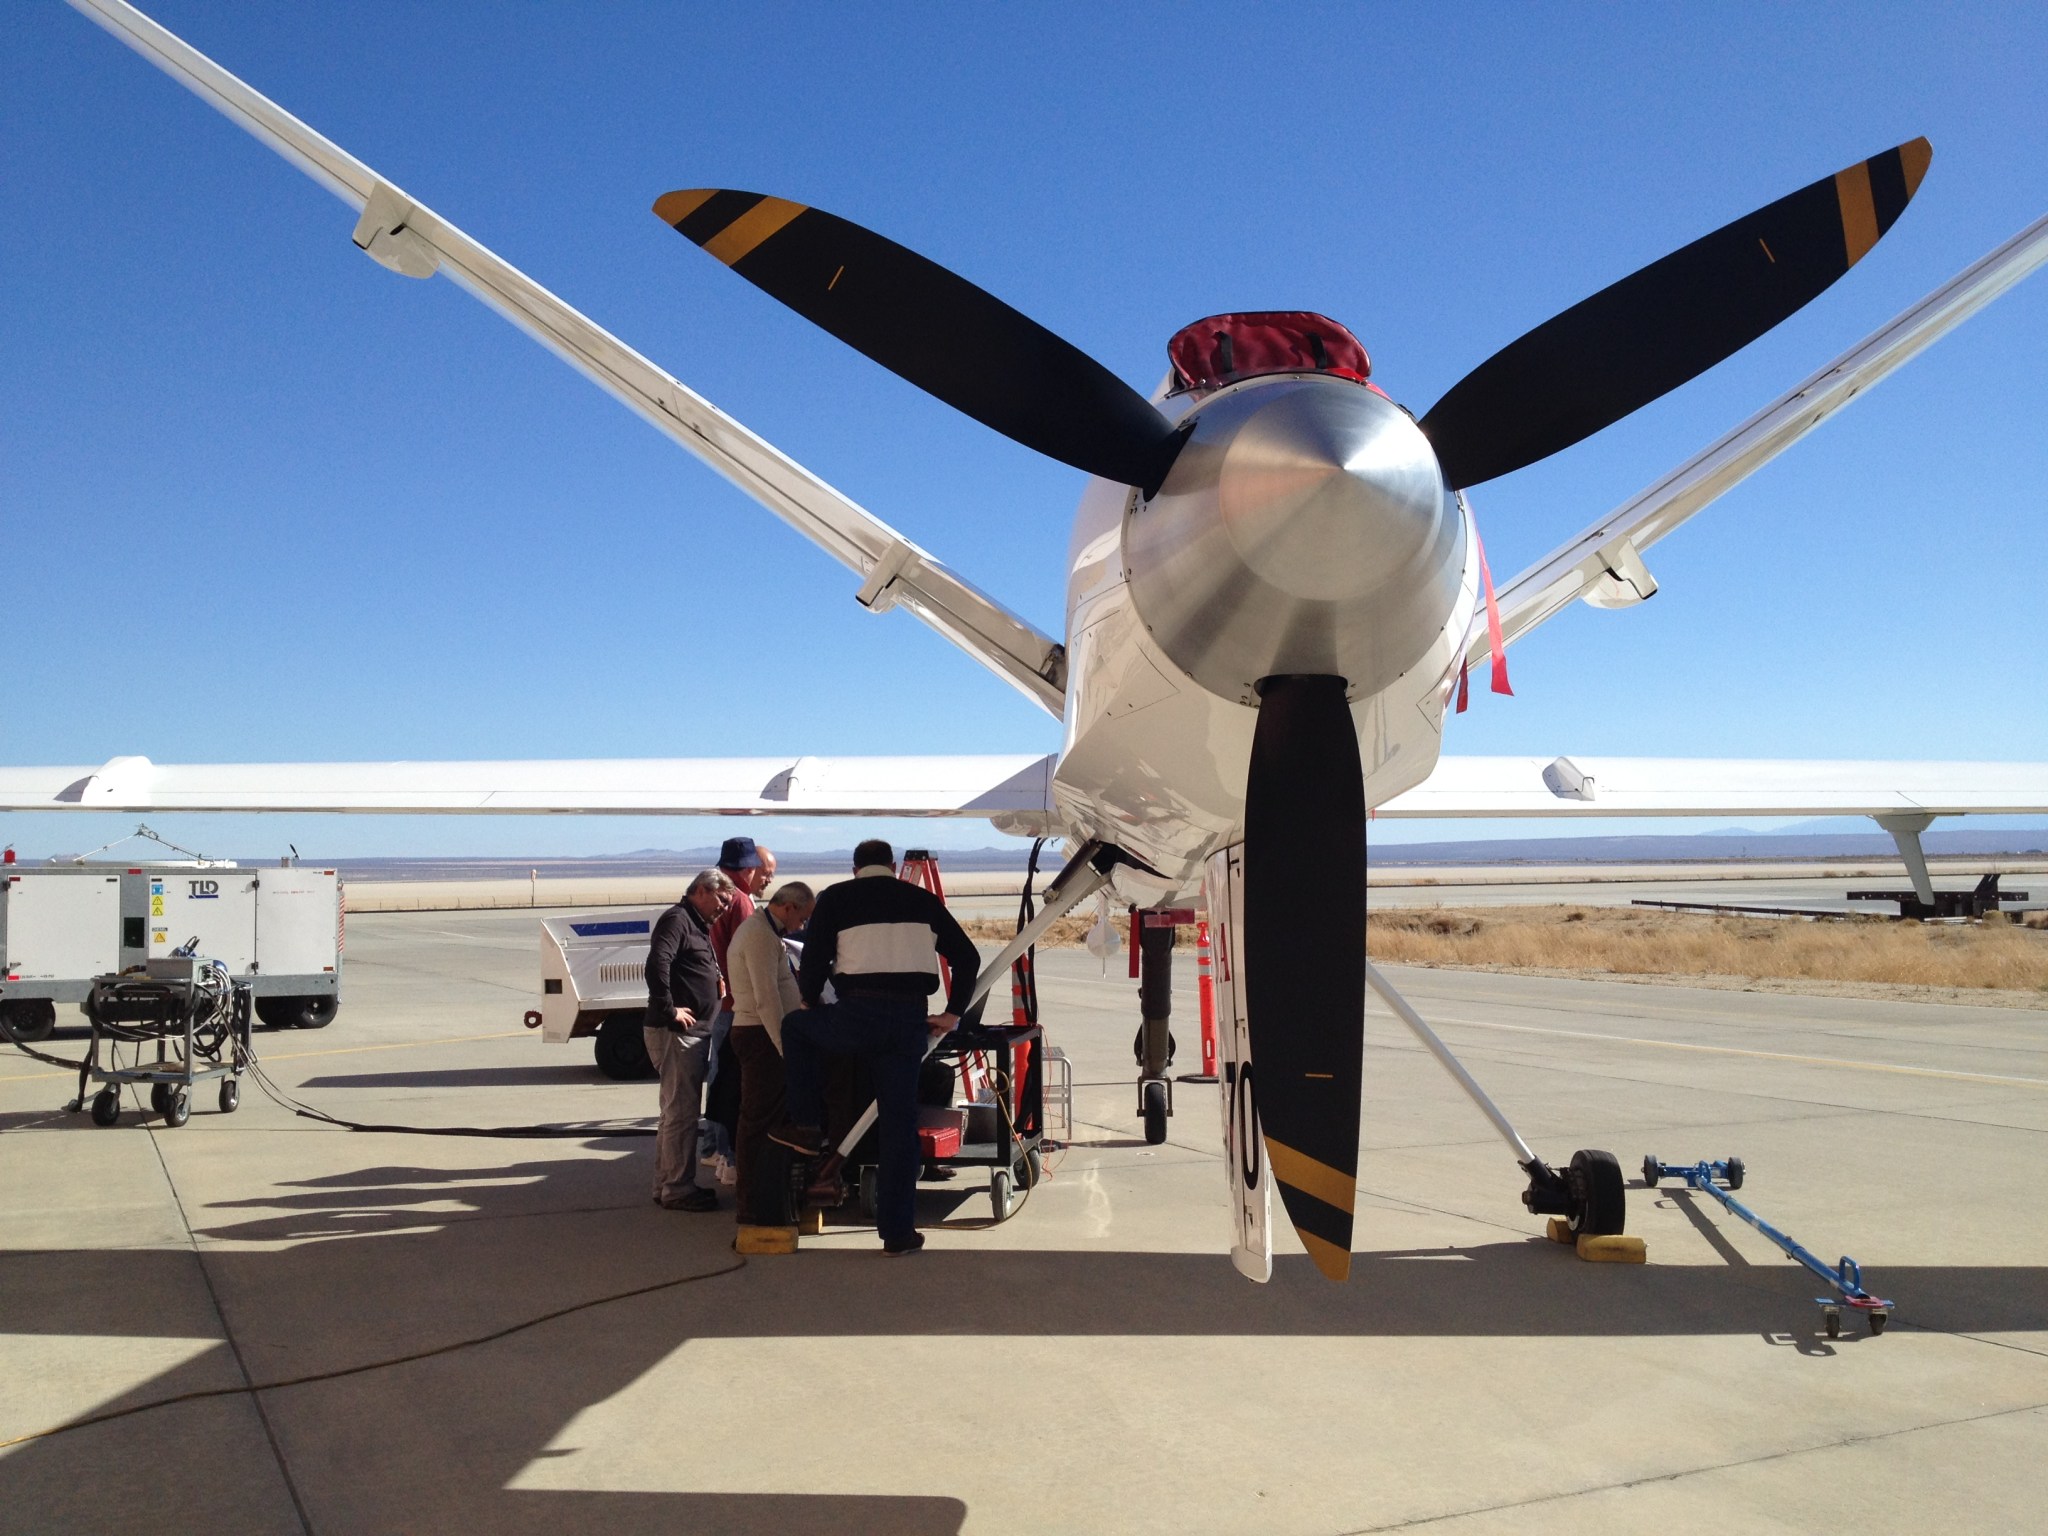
[772,839,981,1254]
[644,868,734,1211]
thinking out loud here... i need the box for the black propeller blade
[1419,138,1932,490]
[653,189,1185,492]
[1243,674,1367,1281]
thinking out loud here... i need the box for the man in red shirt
[704,836,769,1180]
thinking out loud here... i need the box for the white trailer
[522,908,661,1079]
[0,864,343,1040]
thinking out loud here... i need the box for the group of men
[643,835,981,1255]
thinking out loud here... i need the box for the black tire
[293,996,338,1030]
[0,999,58,1044]
[219,1079,241,1114]
[1870,1310,1888,1336]
[594,1014,654,1081]
[1824,1307,1841,1339]
[256,996,339,1030]
[1019,1144,1043,1189]
[150,1083,172,1115]
[91,1087,121,1126]
[164,1089,190,1129]
[1724,1156,1745,1191]
[1141,1079,1168,1146]
[858,1166,880,1222]
[1567,1148,1626,1236]
[1641,1155,1661,1188]
[990,1168,1014,1222]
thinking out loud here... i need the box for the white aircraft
[11,0,2048,1281]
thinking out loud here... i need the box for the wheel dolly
[1642,1157,1893,1337]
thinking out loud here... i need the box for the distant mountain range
[199,823,2048,883]
[308,846,1045,882]
[1372,825,2048,866]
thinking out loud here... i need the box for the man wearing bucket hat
[703,835,767,1184]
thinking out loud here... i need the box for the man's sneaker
[711,1153,738,1187]
[767,1120,827,1157]
[662,1188,720,1213]
[883,1232,926,1257]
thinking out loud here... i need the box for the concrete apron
[2,915,2046,1533]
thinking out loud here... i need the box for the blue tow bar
[1641,1157,1892,1338]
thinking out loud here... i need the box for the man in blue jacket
[771,839,981,1254]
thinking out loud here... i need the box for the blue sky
[5,2,2045,860]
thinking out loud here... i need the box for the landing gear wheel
[593,1014,654,1081]
[150,1083,172,1115]
[990,1168,1015,1222]
[858,1166,880,1222]
[91,1088,121,1126]
[1641,1155,1661,1188]
[1724,1156,1745,1191]
[218,1079,241,1114]
[1141,1079,1168,1145]
[1566,1148,1625,1236]
[163,1089,190,1129]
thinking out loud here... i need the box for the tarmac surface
[4,906,2046,1533]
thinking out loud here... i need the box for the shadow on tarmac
[299,1064,609,1090]
[3,1140,2044,1531]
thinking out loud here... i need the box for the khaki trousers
[645,1024,710,1203]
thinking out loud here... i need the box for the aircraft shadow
[3,1146,2043,1532]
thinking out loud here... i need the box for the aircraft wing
[0,754,1055,821]
[1464,208,2048,672]
[66,0,1066,718]
[1379,757,2048,820]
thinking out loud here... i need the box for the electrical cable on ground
[241,1054,656,1138]
[0,1253,748,1451]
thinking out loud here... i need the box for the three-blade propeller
[656,141,1929,1278]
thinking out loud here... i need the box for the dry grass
[963,914,1112,949]
[1367,904,2048,993]
[969,904,2048,995]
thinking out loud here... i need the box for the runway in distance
[10,0,2048,1280]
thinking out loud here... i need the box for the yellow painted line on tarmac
[1412,1014,2048,1089]
[0,1030,530,1084]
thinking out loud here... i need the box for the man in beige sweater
[727,880,815,1225]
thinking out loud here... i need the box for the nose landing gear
[1133,909,1193,1145]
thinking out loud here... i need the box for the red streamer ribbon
[1454,513,1512,712]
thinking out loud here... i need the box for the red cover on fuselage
[1167,311,1372,393]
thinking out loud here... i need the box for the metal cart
[72,957,252,1128]
[835,1020,1047,1224]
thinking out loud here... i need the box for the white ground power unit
[523,909,662,1080]
[0,864,343,1041]
[523,907,817,1081]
